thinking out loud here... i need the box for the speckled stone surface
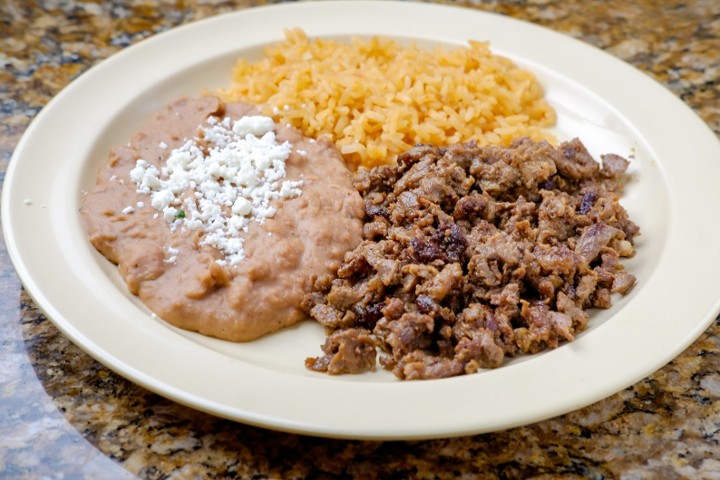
[2,0,720,478]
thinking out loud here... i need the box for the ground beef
[304,137,640,380]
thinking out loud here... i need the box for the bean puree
[81,96,364,341]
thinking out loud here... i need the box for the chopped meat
[309,303,356,329]
[575,222,622,265]
[305,328,377,375]
[601,153,631,179]
[305,137,639,379]
[612,271,637,294]
[556,138,600,179]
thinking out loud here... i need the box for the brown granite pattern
[1,0,719,478]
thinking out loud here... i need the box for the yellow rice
[219,29,556,169]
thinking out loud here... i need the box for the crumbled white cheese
[129,115,303,265]
[163,245,179,264]
[121,206,134,214]
[233,116,275,138]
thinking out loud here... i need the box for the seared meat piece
[305,328,376,374]
[310,303,356,329]
[556,138,600,179]
[575,222,622,265]
[395,351,465,380]
[305,137,639,379]
[601,153,630,179]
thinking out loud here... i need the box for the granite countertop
[2,0,719,478]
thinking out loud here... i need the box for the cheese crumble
[129,115,303,265]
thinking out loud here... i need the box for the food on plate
[80,32,639,381]
[80,96,364,341]
[220,29,556,169]
[303,138,639,379]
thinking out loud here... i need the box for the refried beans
[81,96,364,341]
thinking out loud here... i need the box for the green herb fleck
[175,209,186,219]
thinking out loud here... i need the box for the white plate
[4,1,720,440]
